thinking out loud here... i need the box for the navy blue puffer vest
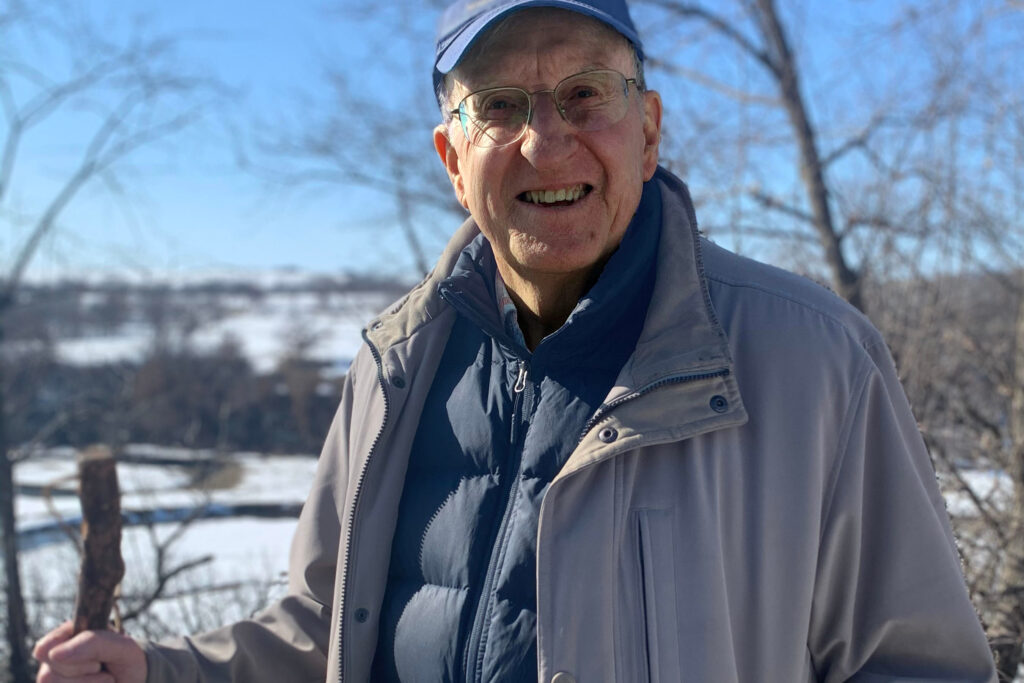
[372,181,661,682]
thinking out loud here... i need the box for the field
[16,446,318,638]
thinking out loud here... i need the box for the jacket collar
[365,166,739,404]
[612,167,735,396]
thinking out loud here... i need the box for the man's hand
[34,621,147,683]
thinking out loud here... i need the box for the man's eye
[472,93,523,122]
[564,85,607,103]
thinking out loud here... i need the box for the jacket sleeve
[141,355,361,683]
[806,340,996,682]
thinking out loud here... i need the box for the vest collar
[365,167,739,405]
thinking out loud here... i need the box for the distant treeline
[5,274,409,343]
[2,274,415,454]
[3,269,1020,460]
[6,342,344,454]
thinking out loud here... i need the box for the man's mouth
[517,184,592,207]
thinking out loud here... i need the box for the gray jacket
[145,168,996,682]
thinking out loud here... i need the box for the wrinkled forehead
[452,8,635,90]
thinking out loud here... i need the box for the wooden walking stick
[72,445,125,634]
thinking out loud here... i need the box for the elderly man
[35,0,996,681]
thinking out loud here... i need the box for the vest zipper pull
[513,362,528,393]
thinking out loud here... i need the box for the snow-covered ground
[938,466,1013,518]
[53,288,394,373]
[15,447,319,636]
[16,447,317,530]
[7,278,403,636]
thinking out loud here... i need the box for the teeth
[525,184,586,204]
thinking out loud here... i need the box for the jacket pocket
[634,508,682,683]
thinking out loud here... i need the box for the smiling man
[433,7,661,349]
[34,1,997,682]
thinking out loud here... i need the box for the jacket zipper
[336,331,391,683]
[464,358,530,682]
[578,368,731,444]
[513,361,528,394]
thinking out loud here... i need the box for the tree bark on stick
[72,446,125,634]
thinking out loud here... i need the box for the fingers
[37,661,114,683]
[41,655,104,676]
[50,629,121,663]
[34,623,107,679]
[34,627,145,683]
[33,621,75,662]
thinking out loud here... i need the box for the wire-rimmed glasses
[449,69,639,148]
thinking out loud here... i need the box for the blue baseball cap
[433,0,644,93]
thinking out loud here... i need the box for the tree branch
[928,435,1009,546]
[4,96,203,299]
[702,222,819,244]
[749,190,816,226]
[118,555,214,623]
[0,53,135,204]
[644,0,778,74]
[645,57,779,107]
[821,112,890,168]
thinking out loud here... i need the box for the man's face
[434,10,662,285]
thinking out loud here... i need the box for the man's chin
[501,241,611,282]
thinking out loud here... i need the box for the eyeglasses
[449,69,639,149]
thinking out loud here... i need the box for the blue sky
[5,0,444,281]
[5,0,1020,282]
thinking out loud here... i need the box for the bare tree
[239,1,463,278]
[649,0,862,305]
[0,3,220,679]
[869,265,1023,681]
[637,0,1020,313]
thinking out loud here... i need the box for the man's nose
[519,94,577,166]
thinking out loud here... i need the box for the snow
[939,467,1013,518]
[20,518,298,638]
[16,450,317,529]
[49,289,390,372]
[21,266,378,289]
[21,518,297,597]
[186,303,366,373]
[14,447,317,635]
[56,334,152,365]
[6,276,397,635]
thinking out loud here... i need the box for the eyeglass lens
[458,70,630,148]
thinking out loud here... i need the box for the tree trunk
[992,291,1024,681]
[752,0,864,312]
[0,317,33,682]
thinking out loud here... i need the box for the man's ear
[434,124,469,210]
[641,90,663,181]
